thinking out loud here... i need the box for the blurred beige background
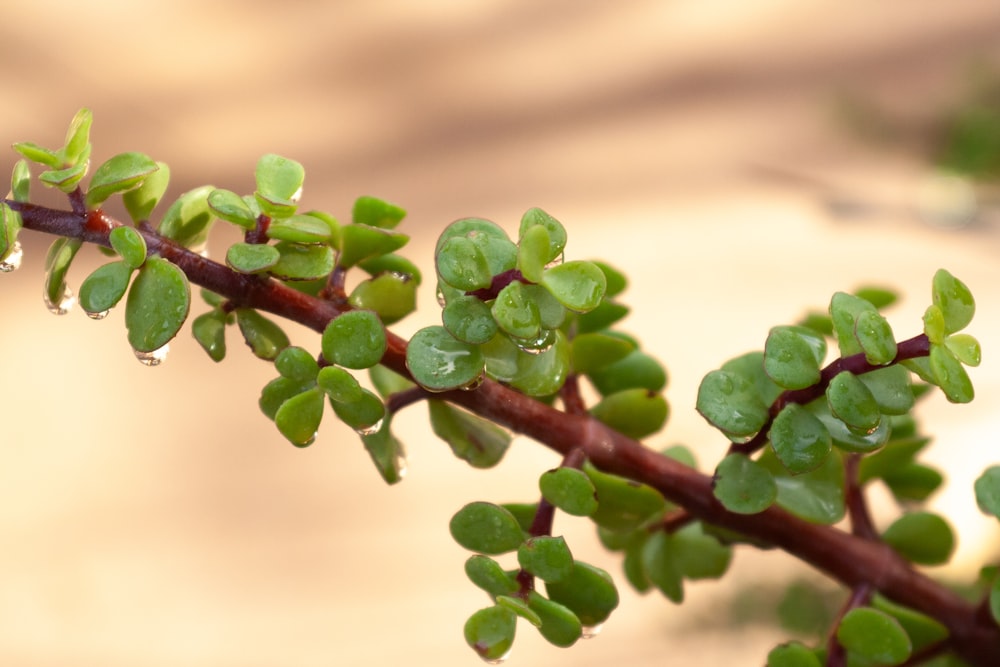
[2,1,1000,665]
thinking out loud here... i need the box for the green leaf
[854,309,898,365]
[79,260,132,315]
[929,344,974,403]
[589,388,668,439]
[464,606,516,662]
[348,272,417,325]
[882,463,943,503]
[407,326,485,392]
[854,286,898,310]
[235,308,290,360]
[0,204,23,269]
[108,226,148,269]
[368,364,415,399]
[491,281,541,340]
[770,452,845,525]
[320,310,386,370]
[871,595,949,654]
[882,512,954,565]
[769,403,832,474]
[465,555,518,599]
[123,161,170,223]
[338,224,409,269]
[207,188,257,229]
[158,186,215,250]
[527,592,582,648]
[585,462,666,531]
[932,269,975,334]
[39,149,90,192]
[226,242,281,274]
[316,366,364,403]
[541,260,607,312]
[329,388,385,433]
[519,208,566,262]
[12,141,62,168]
[259,376,314,421]
[815,406,891,454]
[830,291,877,357]
[352,195,406,229]
[860,365,914,416]
[43,238,82,314]
[723,351,784,405]
[61,107,93,165]
[254,153,304,217]
[974,466,1000,520]
[275,346,320,382]
[539,467,598,517]
[923,304,947,345]
[991,575,1000,626]
[269,241,335,281]
[192,311,227,362]
[436,234,493,291]
[428,400,511,468]
[764,326,824,390]
[85,152,159,209]
[945,333,982,367]
[267,213,334,244]
[450,502,526,555]
[571,332,635,375]
[672,522,733,580]
[767,642,822,667]
[442,295,498,344]
[10,159,30,203]
[576,299,630,333]
[826,371,881,433]
[587,350,667,396]
[696,370,770,441]
[517,224,551,283]
[713,453,778,514]
[518,536,574,583]
[357,252,422,285]
[496,595,542,627]
[836,607,912,666]
[274,387,324,447]
[125,257,191,352]
[641,530,684,602]
[544,561,619,627]
[358,417,406,484]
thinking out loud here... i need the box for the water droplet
[394,451,409,479]
[717,374,735,395]
[513,330,555,355]
[85,309,110,320]
[544,253,564,269]
[43,285,75,315]
[436,285,448,308]
[355,417,385,437]
[581,623,603,639]
[480,649,511,665]
[389,271,413,284]
[459,372,486,391]
[0,241,23,273]
[133,343,170,367]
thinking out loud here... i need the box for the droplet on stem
[133,343,170,367]
[43,285,75,315]
[0,241,23,273]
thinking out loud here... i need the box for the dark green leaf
[974,466,1000,520]
[589,388,668,439]
[428,400,511,468]
[672,522,733,580]
[79,260,132,315]
[541,260,607,312]
[330,388,385,433]
[274,387,324,447]
[854,309,898,365]
[491,281,541,340]
[527,592,582,648]
[465,555,519,599]
[464,606,516,662]
[544,561,619,627]
[696,370,770,441]
[829,291,876,357]
[826,371,881,433]
[571,332,636,375]
[585,462,666,531]
[192,311,227,362]
[269,241,334,280]
[932,269,975,334]
[518,536,574,583]
[442,295,497,344]
[836,607,912,666]
[407,325,485,392]
[348,272,417,325]
[767,642,822,667]
[226,242,281,274]
[109,226,147,269]
[641,531,684,602]
[358,417,406,484]
[764,326,824,390]
[450,502,526,555]
[587,349,667,396]
[929,344,974,403]
[235,308,289,360]
[316,366,364,403]
[539,467,598,517]
[769,404,831,474]
[321,310,386,370]
[713,453,777,514]
[352,195,406,229]
[125,257,190,352]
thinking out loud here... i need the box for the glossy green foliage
[764,326,825,389]
[931,268,975,334]
[496,595,542,627]
[587,349,667,396]
[585,462,666,531]
[437,235,492,291]
[516,223,551,283]
[450,502,526,555]
[62,108,93,165]
[10,160,30,202]
[945,332,982,367]
[85,152,159,209]
[465,555,518,599]
[442,295,497,344]
[329,387,386,433]
[358,416,406,484]
[15,109,93,192]
[527,592,583,647]
[589,388,668,439]
[929,344,974,403]
[428,400,511,468]
[236,308,289,360]
[192,311,228,362]
[274,386,324,447]
[275,346,320,382]
[854,309,897,365]
[39,154,90,192]
[769,404,832,474]
[269,241,335,280]
[407,325,485,391]
[352,195,406,229]
[206,188,257,229]
[882,512,955,565]
[518,536,574,583]
[79,261,132,315]
[267,213,335,244]
[871,595,949,654]
[860,365,914,416]
[43,237,82,312]
[158,186,215,250]
[254,154,304,217]
[317,366,363,403]
[0,204,22,266]
[492,281,541,339]
[767,642,822,667]
[696,370,770,441]
[348,273,416,325]
[123,161,170,223]
[357,253,422,284]
[519,208,566,261]
[464,606,516,662]
[109,226,147,269]
[764,450,845,525]
[541,260,607,312]
[321,310,386,370]
[544,561,619,627]
[226,242,280,274]
[826,371,881,433]
[539,467,598,517]
[482,330,569,396]
[830,291,877,357]
[975,465,1000,520]
[125,257,190,352]
[713,453,777,514]
[338,224,408,269]
[836,607,912,666]
[570,332,635,375]
[368,364,415,398]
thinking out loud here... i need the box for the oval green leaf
[539,467,598,517]
[769,403,832,474]
[541,260,607,313]
[79,260,133,315]
[696,370,770,441]
[407,325,485,392]
[274,386,324,447]
[932,268,975,334]
[713,453,778,514]
[85,151,159,209]
[125,257,190,352]
[109,226,147,269]
[321,310,386,369]
[836,607,912,666]
[450,502,526,555]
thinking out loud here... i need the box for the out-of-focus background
[2,2,1000,665]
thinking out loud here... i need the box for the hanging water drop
[85,309,110,321]
[436,285,448,308]
[355,417,385,437]
[581,623,603,639]
[133,343,170,367]
[480,649,511,665]
[394,450,409,480]
[0,241,23,273]
[459,371,486,391]
[513,329,555,355]
[43,285,75,315]
[544,252,564,269]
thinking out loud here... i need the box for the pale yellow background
[1,2,999,665]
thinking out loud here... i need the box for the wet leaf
[79,260,132,315]
[407,325,485,392]
[541,260,607,312]
[829,291,877,357]
[226,242,280,274]
[544,561,619,627]
[519,208,566,262]
[329,388,385,433]
[713,453,777,515]
[316,366,364,403]
[275,387,324,447]
[236,308,290,360]
[123,161,170,222]
[854,309,897,365]
[931,269,974,334]
[696,369,770,441]
[836,607,911,666]
[450,502,526,555]
[518,536,574,583]
[929,344,974,403]
[43,237,82,312]
[589,388,668,439]
[764,326,824,390]
[254,153,304,217]
[428,400,511,468]
[442,295,498,344]
[158,186,215,249]
[769,403,831,474]
[207,188,257,229]
[321,310,386,370]
[348,272,417,325]
[358,417,406,484]
[109,226,147,269]
[338,224,409,269]
[465,555,518,600]
[85,152,159,209]
[539,467,598,517]
[125,257,190,352]
[192,310,227,362]
[826,371,881,433]
[492,281,541,340]
[527,592,582,648]
[464,605,516,662]
[517,223,551,283]
[352,195,406,229]
[269,241,335,280]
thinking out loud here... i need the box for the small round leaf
[713,453,778,515]
[544,561,619,627]
[79,260,132,315]
[450,502,526,555]
[274,387,324,447]
[696,370,770,441]
[236,308,290,360]
[539,468,597,517]
[836,607,912,666]
[929,344,974,403]
[226,242,281,274]
[527,592,582,648]
[769,404,832,474]
[541,260,607,313]
[518,536,574,583]
[125,257,191,352]
[85,152,159,209]
[826,371,881,433]
[321,310,386,369]
[975,465,1000,520]
[854,309,898,365]
[109,226,147,269]
[464,606,516,663]
[881,511,955,565]
[932,268,975,334]
[764,326,823,390]
[207,188,257,229]
[407,325,485,392]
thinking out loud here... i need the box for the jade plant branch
[8,199,1000,665]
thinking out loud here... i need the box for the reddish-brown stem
[8,200,1000,666]
[844,454,878,540]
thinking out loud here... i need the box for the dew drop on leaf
[86,309,110,320]
[43,285,75,315]
[133,343,169,367]
[513,330,556,355]
[354,417,385,437]
[481,652,510,665]
[0,241,23,273]
[581,623,603,639]
[459,372,486,391]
